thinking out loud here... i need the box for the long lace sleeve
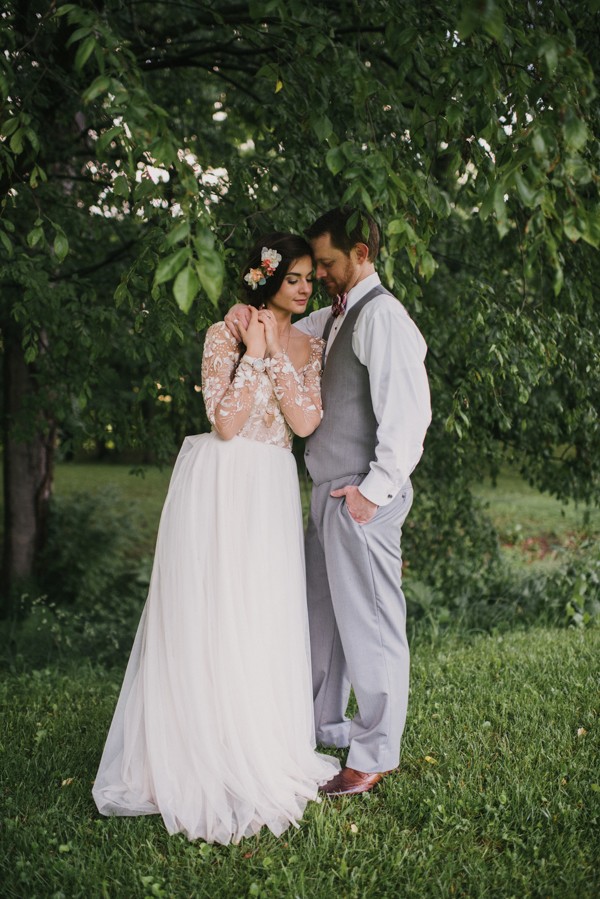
[267,337,324,438]
[201,322,258,440]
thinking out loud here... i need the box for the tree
[1,0,599,613]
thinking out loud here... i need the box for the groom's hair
[305,207,380,261]
[240,232,314,308]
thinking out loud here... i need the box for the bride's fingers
[257,310,275,329]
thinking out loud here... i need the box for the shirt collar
[345,272,381,312]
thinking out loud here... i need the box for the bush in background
[2,489,151,668]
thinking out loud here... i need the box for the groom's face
[310,233,357,298]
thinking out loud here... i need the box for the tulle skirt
[92,433,339,844]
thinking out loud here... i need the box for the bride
[92,232,340,844]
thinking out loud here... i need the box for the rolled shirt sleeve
[353,296,432,507]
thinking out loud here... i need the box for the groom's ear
[350,243,369,265]
[351,242,370,265]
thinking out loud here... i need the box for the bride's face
[267,255,313,316]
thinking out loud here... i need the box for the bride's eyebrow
[286,270,313,277]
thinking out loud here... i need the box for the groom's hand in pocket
[330,485,378,525]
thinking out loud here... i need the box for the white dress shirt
[295,274,432,506]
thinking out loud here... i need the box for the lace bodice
[201,322,324,449]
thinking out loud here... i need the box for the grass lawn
[1,463,599,896]
[49,460,600,562]
[52,463,173,557]
[473,470,600,569]
[1,627,598,898]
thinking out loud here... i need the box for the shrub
[31,489,151,665]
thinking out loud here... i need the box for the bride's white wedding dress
[93,323,339,844]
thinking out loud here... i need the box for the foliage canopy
[1,0,599,597]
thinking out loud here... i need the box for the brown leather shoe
[319,766,395,797]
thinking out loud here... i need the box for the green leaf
[53,4,79,17]
[66,25,92,48]
[418,250,436,281]
[9,129,24,154]
[194,227,215,253]
[0,229,13,257]
[326,146,345,176]
[539,38,559,77]
[196,249,224,307]
[312,114,333,142]
[255,63,279,81]
[165,220,190,248]
[173,264,199,314]
[388,219,406,235]
[531,130,546,157]
[565,156,593,185]
[83,75,112,103]
[54,233,69,263]
[27,226,44,248]
[25,128,40,152]
[1,117,21,137]
[29,165,41,188]
[74,35,97,72]
[514,172,539,208]
[154,247,190,286]
[457,5,479,40]
[553,263,564,296]
[483,4,505,41]
[384,255,395,288]
[114,282,130,305]
[563,111,588,152]
[96,125,123,154]
[446,104,463,128]
[112,175,129,198]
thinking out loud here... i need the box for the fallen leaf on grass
[61,778,74,787]
[577,727,587,737]
[424,756,438,765]
[350,823,359,833]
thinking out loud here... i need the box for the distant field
[48,461,600,558]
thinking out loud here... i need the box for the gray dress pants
[305,474,413,774]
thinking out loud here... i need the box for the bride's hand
[257,308,282,356]
[238,307,267,358]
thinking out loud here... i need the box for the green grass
[44,461,600,564]
[1,627,598,898]
[1,464,599,896]
[473,471,600,569]
[53,463,172,556]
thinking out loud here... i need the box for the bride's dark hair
[240,232,314,308]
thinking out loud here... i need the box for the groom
[227,207,431,795]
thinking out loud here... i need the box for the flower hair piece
[244,246,282,290]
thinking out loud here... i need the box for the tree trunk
[1,321,55,617]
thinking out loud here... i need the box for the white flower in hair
[243,246,282,289]
[260,247,282,273]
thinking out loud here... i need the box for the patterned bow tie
[331,293,347,318]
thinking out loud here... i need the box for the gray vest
[305,286,394,485]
